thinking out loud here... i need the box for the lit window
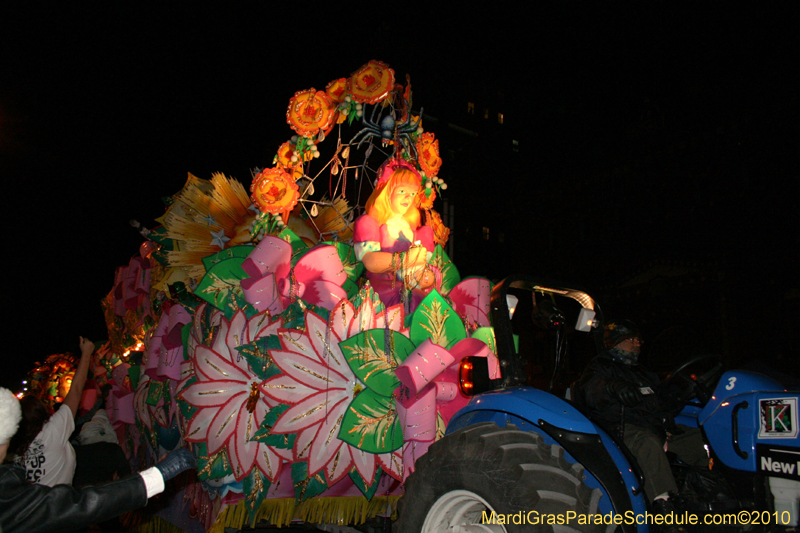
[484,109,489,119]
[482,227,490,240]
[467,102,475,114]
[512,139,519,152]
[498,113,504,124]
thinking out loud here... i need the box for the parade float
[29,60,500,532]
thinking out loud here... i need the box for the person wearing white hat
[0,387,195,533]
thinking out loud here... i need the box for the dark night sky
[1,4,798,389]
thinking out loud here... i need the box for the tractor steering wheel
[662,354,724,407]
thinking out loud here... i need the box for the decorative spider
[349,98,423,158]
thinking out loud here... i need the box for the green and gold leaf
[410,290,467,349]
[351,282,385,316]
[253,404,296,449]
[350,466,382,500]
[339,389,402,453]
[195,256,249,320]
[291,461,328,502]
[194,442,233,480]
[431,244,460,296]
[243,468,270,522]
[340,330,415,396]
[236,336,282,381]
[201,245,254,271]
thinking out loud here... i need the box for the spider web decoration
[249,60,449,246]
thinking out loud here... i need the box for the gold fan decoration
[155,172,255,286]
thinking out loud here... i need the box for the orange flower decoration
[416,132,442,177]
[250,167,300,214]
[347,60,395,104]
[424,208,450,247]
[286,89,336,138]
[418,187,437,210]
[275,142,304,180]
[325,78,348,103]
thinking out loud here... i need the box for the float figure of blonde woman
[353,161,440,308]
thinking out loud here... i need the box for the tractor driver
[575,320,709,530]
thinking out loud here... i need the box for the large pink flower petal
[306,397,350,477]
[211,317,231,361]
[329,299,356,340]
[185,407,214,443]
[256,442,284,482]
[246,311,281,344]
[227,310,248,354]
[294,427,317,461]
[351,446,377,485]
[194,345,249,382]
[260,374,318,405]
[230,408,259,480]
[378,450,404,481]
[277,328,322,363]
[325,444,352,486]
[374,304,405,332]
[207,391,246,454]
[305,313,350,379]
[181,380,247,408]
[349,299,377,337]
[271,350,348,391]
[272,389,349,435]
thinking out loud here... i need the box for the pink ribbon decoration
[448,277,492,330]
[395,384,437,443]
[395,339,455,396]
[241,236,348,313]
[143,304,190,381]
[158,305,191,381]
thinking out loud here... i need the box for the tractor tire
[394,422,605,533]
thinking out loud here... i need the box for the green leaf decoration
[194,442,233,480]
[252,404,295,449]
[350,466,382,500]
[431,245,460,296]
[148,226,174,250]
[201,245,253,272]
[291,461,328,502]
[340,330,415,396]
[145,379,164,407]
[339,389,402,453]
[243,468,270,522]
[351,282,385,315]
[236,336,282,381]
[194,256,249,320]
[127,365,141,392]
[341,278,359,300]
[323,241,364,283]
[410,290,467,350]
[471,327,496,353]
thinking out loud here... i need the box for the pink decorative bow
[448,277,492,330]
[112,256,152,319]
[241,236,348,313]
[394,337,499,479]
[144,303,191,381]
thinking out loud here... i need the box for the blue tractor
[395,276,800,532]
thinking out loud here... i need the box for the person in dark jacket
[0,387,195,533]
[576,320,709,530]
